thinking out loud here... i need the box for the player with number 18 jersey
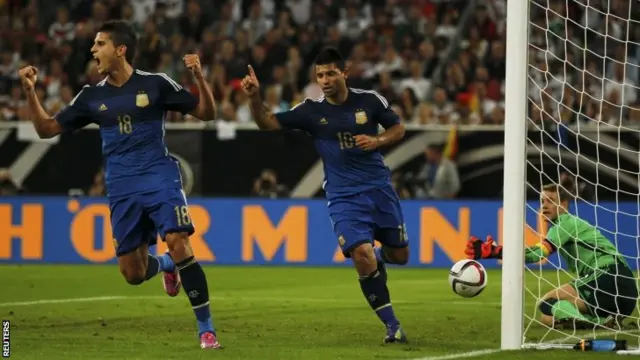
[18,20,221,349]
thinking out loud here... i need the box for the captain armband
[524,241,555,263]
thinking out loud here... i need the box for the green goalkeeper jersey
[546,213,629,277]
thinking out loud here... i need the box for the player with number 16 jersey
[18,20,222,349]
[242,47,411,344]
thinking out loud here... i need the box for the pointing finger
[247,65,255,77]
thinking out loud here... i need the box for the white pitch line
[407,328,640,360]
[3,295,640,360]
[13,296,637,360]
[0,296,136,307]
[407,349,501,360]
[0,295,500,308]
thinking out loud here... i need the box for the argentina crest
[355,110,368,124]
[136,91,149,108]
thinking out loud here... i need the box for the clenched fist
[354,135,381,151]
[183,54,203,79]
[241,65,260,97]
[18,66,38,91]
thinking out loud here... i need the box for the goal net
[503,0,640,353]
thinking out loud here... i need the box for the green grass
[0,265,637,359]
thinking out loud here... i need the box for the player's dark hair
[314,47,345,70]
[543,183,575,203]
[98,20,138,64]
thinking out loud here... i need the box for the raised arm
[18,66,64,138]
[184,54,216,120]
[242,65,281,130]
[249,93,282,130]
[161,55,216,120]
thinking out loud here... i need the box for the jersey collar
[553,213,571,224]
[102,69,137,88]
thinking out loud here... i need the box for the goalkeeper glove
[465,235,503,260]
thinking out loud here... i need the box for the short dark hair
[314,47,345,70]
[542,183,575,203]
[98,20,138,64]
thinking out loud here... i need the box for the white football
[448,259,487,298]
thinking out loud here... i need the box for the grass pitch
[1,265,637,359]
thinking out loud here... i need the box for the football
[448,259,487,298]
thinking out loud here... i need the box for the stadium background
[0,0,639,269]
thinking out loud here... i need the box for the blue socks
[144,253,175,280]
[156,253,175,272]
[176,256,215,336]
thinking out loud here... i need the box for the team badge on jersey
[355,110,368,124]
[338,235,346,246]
[136,92,149,108]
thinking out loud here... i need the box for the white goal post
[502,0,640,353]
[501,0,528,351]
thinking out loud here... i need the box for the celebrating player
[241,47,410,344]
[17,20,221,349]
[466,181,638,329]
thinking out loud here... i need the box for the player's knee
[350,243,376,266]
[538,297,558,316]
[540,314,554,327]
[387,247,409,265]
[165,232,193,260]
[120,266,145,285]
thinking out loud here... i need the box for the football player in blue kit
[241,47,410,344]
[18,20,221,349]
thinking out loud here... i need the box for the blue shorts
[328,184,409,257]
[109,188,195,257]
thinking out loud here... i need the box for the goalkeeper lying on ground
[466,183,638,329]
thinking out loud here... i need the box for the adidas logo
[319,118,327,124]
[99,104,107,111]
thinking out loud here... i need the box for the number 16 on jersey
[337,132,354,149]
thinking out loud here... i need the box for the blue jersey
[274,88,400,200]
[53,70,198,197]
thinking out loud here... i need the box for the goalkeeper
[466,182,638,329]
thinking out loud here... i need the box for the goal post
[501,0,529,350]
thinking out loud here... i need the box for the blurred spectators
[408,144,460,199]
[523,0,640,128]
[0,0,477,124]
[2,0,637,200]
[252,168,289,198]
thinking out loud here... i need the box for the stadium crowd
[0,0,511,126]
[2,0,639,199]
[1,0,638,127]
[527,0,640,128]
